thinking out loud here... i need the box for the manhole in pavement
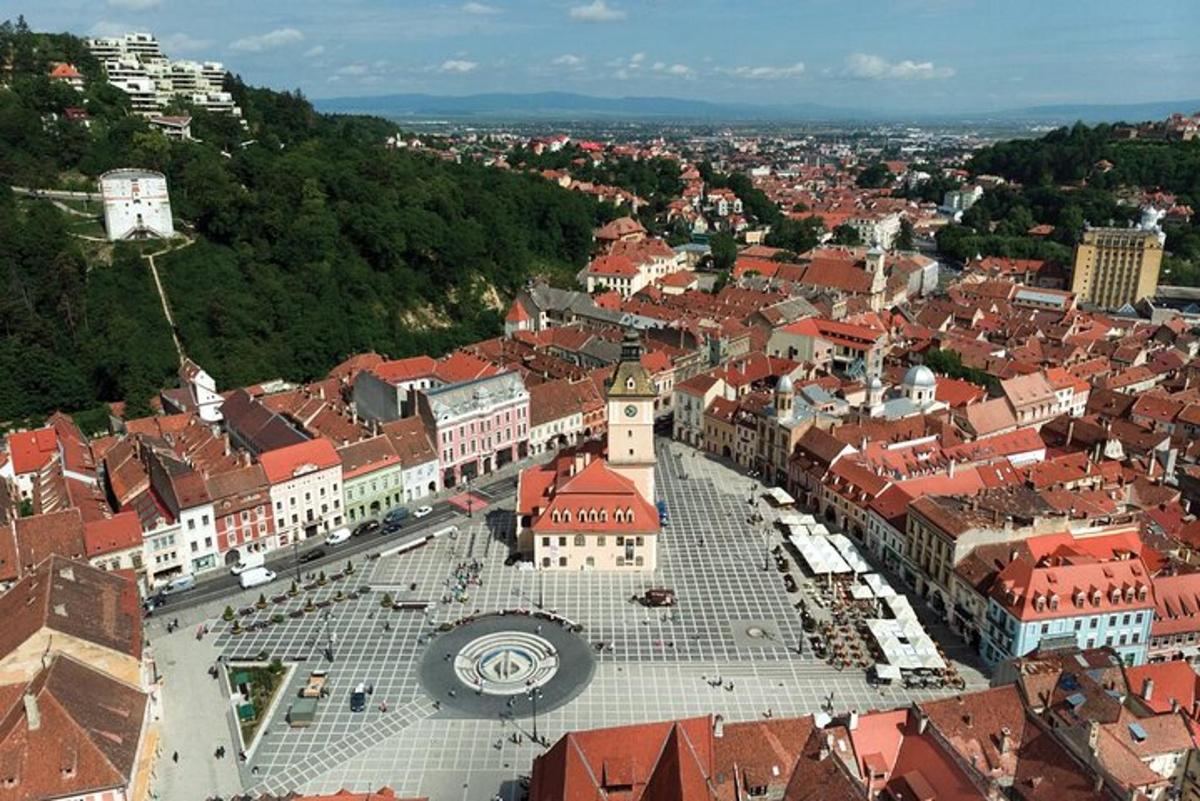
[745,626,765,639]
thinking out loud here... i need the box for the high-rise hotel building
[1070,219,1165,309]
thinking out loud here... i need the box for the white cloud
[462,1,500,13]
[304,45,326,58]
[553,54,584,67]
[337,63,370,76]
[229,27,305,53]
[161,32,212,54]
[440,59,478,73]
[652,62,693,77]
[106,0,160,8]
[569,1,626,22]
[720,62,806,80]
[629,52,645,64]
[843,52,954,80]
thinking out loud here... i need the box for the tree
[856,163,893,189]
[896,219,915,251]
[832,224,862,246]
[710,232,738,272]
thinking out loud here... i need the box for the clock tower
[606,328,657,503]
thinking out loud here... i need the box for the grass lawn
[226,660,287,744]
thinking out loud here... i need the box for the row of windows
[541,555,645,567]
[541,535,645,547]
[549,507,638,524]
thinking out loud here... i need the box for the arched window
[574,534,586,547]
[563,510,571,523]
[551,510,561,523]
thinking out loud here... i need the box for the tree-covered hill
[936,122,1200,277]
[0,19,598,425]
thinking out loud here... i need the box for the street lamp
[465,473,474,519]
[526,684,545,746]
[292,534,301,582]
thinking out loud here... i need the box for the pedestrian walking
[172,751,179,763]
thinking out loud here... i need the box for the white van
[230,551,265,575]
[159,574,196,595]
[239,567,276,590]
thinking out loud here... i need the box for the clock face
[624,404,638,418]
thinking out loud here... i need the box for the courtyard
[158,438,988,801]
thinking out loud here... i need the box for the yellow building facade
[1070,226,1164,309]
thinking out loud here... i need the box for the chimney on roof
[1087,720,1101,755]
[949,459,956,479]
[1066,420,1075,447]
[1171,697,1180,714]
[917,708,929,735]
[820,732,834,761]
[848,710,859,731]
[23,694,39,731]
[713,714,724,738]
[1141,678,1155,702]
[999,726,1012,754]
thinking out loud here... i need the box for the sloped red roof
[6,428,58,475]
[258,438,340,484]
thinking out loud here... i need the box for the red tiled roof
[371,356,438,384]
[0,655,148,801]
[6,428,58,475]
[83,512,142,557]
[258,438,341,485]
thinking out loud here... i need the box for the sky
[14,0,1200,112]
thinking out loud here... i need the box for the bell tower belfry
[606,329,657,502]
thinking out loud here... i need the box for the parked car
[325,527,352,547]
[413,505,433,519]
[382,520,404,536]
[298,547,326,564]
[641,588,676,607]
[353,520,380,537]
[349,683,367,712]
[159,574,196,596]
[384,507,409,526]
[656,500,669,525]
[142,593,168,615]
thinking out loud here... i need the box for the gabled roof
[0,555,142,663]
[530,716,715,801]
[0,655,148,801]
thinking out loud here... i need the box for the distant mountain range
[313,91,1200,125]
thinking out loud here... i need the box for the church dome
[902,365,936,390]
[777,373,794,394]
[868,375,883,391]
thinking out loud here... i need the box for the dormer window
[562,510,571,523]
[1049,594,1059,611]
[1092,590,1102,606]
[1110,588,1121,604]
[626,378,635,389]
[1074,591,1085,608]
[551,510,561,523]
[1034,595,1046,612]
